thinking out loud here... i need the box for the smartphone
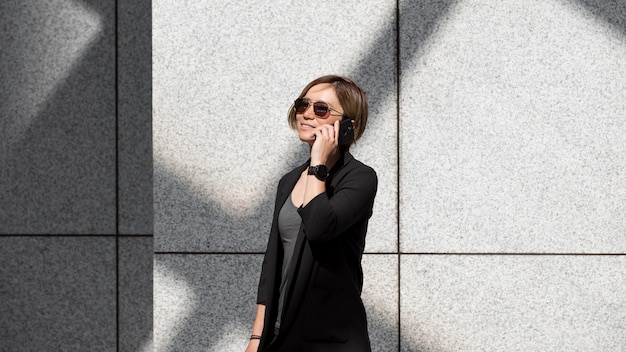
[338,118,354,146]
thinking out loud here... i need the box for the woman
[246,75,378,352]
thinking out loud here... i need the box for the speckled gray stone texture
[153,1,626,351]
[118,0,153,235]
[154,253,397,352]
[153,0,397,252]
[119,237,153,352]
[400,255,626,351]
[362,255,399,352]
[399,0,626,253]
[0,0,116,234]
[154,254,264,352]
[0,237,116,351]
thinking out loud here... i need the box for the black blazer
[257,152,378,352]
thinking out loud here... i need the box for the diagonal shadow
[155,0,626,350]
[573,0,626,38]
[154,0,459,253]
[153,2,458,351]
[0,0,135,351]
[4,0,622,350]
[0,0,116,234]
[1,0,152,351]
[154,156,303,252]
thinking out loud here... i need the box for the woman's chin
[298,132,315,143]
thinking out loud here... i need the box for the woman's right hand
[309,120,339,166]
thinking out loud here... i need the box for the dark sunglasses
[294,98,344,119]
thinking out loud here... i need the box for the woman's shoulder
[345,153,377,176]
[338,154,377,188]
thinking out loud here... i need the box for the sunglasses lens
[294,99,330,118]
[294,99,309,113]
[313,102,329,118]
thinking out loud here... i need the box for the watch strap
[307,165,329,181]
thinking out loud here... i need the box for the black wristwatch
[307,165,329,181]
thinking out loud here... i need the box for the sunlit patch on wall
[154,261,197,352]
[209,321,250,352]
[0,0,102,157]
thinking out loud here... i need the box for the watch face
[308,165,328,180]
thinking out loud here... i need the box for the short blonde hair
[288,75,368,146]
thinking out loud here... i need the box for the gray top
[275,196,301,331]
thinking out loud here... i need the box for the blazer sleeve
[256,179,286,305]
[256,218,279,305]
[298,163,377,243]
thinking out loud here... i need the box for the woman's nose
[302,105,315,119]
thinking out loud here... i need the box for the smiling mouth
[301,123,315,129]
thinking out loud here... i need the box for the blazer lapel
[279,223,310,321]
[275,161,308,213]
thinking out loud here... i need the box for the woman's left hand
[310,120,339,165]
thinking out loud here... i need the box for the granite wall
[154,0,626,351]
[2,0,624,351]
[0,0,152,351]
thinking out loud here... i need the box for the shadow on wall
[575,0,626,38]
[154,1,459,351]
[154,146,310,252]
[1,0,152,351]
[0,0,116,234]
[153,0,461,252]
[153,0,626,351]
[155,164,429,351]
[155,252,407,352]
[0,0,622,349]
